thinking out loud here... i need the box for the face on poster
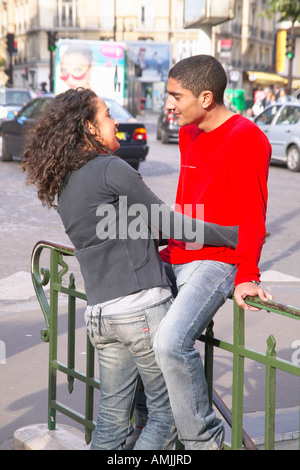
[54,40,126,102]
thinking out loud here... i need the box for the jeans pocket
[108,314,151,354]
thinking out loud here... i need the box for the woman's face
[60,52,92,89]
[89,98,120,153]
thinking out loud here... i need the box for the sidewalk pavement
[0,269,299,450]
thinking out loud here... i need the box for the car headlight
[0,107,8,119]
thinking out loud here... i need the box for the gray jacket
[58,155,238,305]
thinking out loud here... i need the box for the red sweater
[160,114,271,286]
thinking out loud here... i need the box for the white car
[254,102,300,172]
[0,87,36,121]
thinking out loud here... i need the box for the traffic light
[286,35,295,60]
[47,31,57,52]
[6,33,17,54]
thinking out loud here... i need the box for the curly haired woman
[22,87,238,450]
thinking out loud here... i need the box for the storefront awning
[246,71,288,86]
[292,79,300,89]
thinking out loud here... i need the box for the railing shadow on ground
[31,240,300,450]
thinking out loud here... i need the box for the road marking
[260,270,300,283]
[0,271,38,301]
[0,269,299,304]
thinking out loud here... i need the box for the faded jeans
[154,260,236,450]
[84,298,176,450]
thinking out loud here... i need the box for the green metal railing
[31,240,300,450]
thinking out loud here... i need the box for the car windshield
[18,98,52,120]
[275,105,300,125]
[0,90,30,106]
[103,99,134,121]
[255,104,282,125]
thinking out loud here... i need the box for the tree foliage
[263,0,300,23]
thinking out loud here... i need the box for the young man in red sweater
[153,55,273,450]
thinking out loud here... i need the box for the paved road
[0,112,299,449]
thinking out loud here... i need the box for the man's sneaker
[125,415,148,450]
[125,424,144,449]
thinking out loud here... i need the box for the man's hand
[234,282,273,311]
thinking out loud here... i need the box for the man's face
[165,77,204,127]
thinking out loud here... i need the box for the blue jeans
[154,260,236,450]
[84,298,176,450]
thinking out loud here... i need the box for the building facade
[214,0,280,104]
[0,0,203,95]
[0,0,297,109]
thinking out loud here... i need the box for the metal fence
[31,240,300,450]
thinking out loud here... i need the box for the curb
[9,420,299,450]
[13,424,90,451]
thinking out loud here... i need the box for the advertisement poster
[54,39,126,104]
[128,42,171,83]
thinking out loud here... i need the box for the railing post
[231,300,245,449]
[264,335,277,450]
[204,321,214,406]
[48,248,59,431]
[85,335,96,444]
[67,273,76,394]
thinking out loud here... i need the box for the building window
[100,0,114,29]
[139,0,154,29]
[141,6,145,24]
[58,0,77,27]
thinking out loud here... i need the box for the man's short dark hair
[169,55,227,105]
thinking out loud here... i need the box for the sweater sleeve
[104,157,239,248]
[233,126,271,285]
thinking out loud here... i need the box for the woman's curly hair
[22,88,111,208]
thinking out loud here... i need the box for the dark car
[0,87,36,122]
[156,108,179,144]
[104,98,148,170]
[0,95,53,161]
[1,95,149,170]
[253,101,300,172]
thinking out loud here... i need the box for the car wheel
[1,136,12,161]
[156,125,161,140]
[161,130,169,144]
[286,145,300,172]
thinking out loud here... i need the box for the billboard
[54,39,127,104]
[127,41,171,83]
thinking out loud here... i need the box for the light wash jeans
[154,260,236,450]
[84,298,176,450]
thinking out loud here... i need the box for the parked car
[253,102,300,172]
[105,97,148,170]
[0,96,149,169]
[0,95,53,161]
[156,108,179,144]
[0,87,36,122]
